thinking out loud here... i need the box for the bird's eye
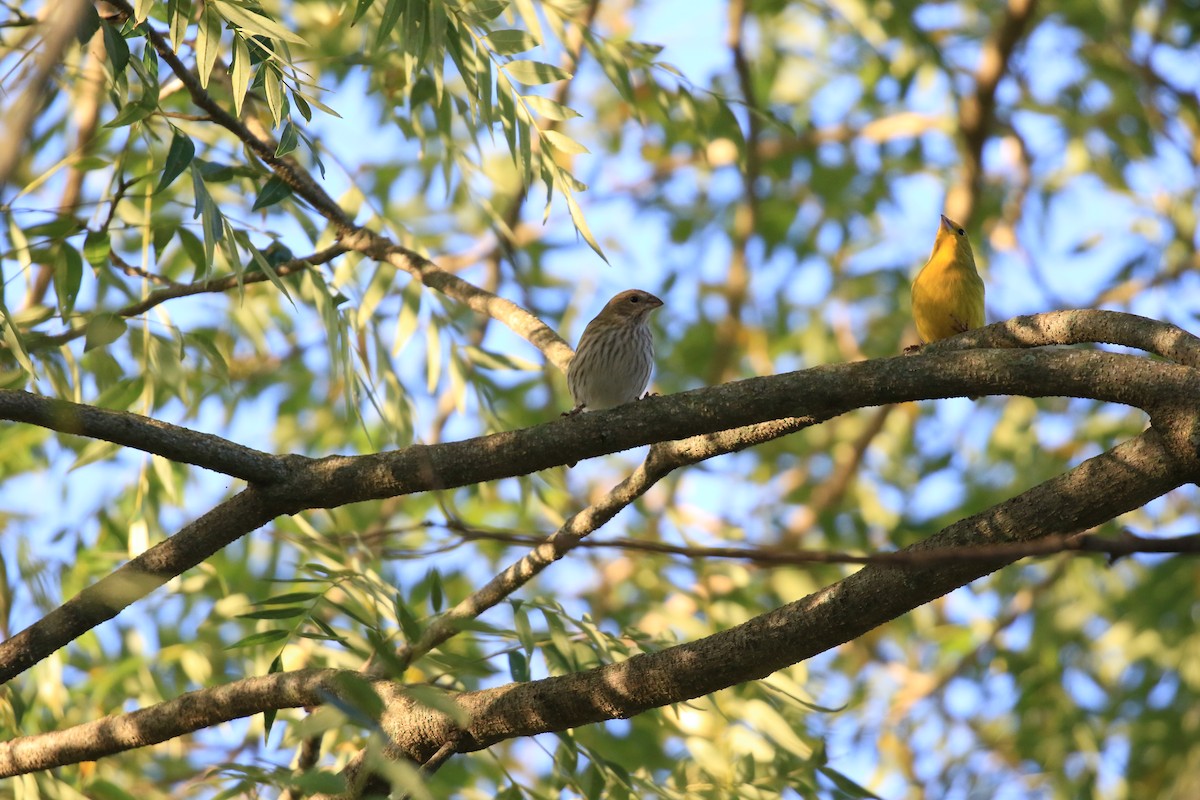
[956,227,965,236]
[629,295,640,303]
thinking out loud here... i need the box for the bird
[910,214,985,346]
[565,289,664,416]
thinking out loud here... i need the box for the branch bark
[3,425,1191,778]
[3,312,1199,685]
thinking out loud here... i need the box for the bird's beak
[939,214,955,232]
[647,294,664,308]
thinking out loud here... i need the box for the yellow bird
[911,214,985,344]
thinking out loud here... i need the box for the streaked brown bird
[566,289,664,415]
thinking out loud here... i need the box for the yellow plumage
[911,215,985,343]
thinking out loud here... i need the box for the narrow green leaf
[542,129,588,154]
[83,230,110,268]
[518,112,532,184]
[167,0,189,46]
[231,33,251,116]
[291,89,313,122]
[56,244,84,318]
[101,21,130,73]
[94,377,144,411]
[394,594,421,642]
[376,0,403,45]
[191,168,219,274]
[264,654,283,741]
[352,0,375,24]
[69,439,120,471]
[508,650,529,682]
[258,591,322,605]
[237,607,307,620]
[195,6,222,89]
[156,130,195,192]
[563,188,606,263]
[503,60,571,85]
[76,2,100,45]
[251,175,292,211]
[275,122,298,157]
[225,629,289,649]
[263,65,285,127]
[177,228,208,282]
[84,313,128,352]
[104,102,153,128]
[482,29,538,55]
[521,94,581,121]
[0,314,35,377]
[461,0,509,23]
[245,233,294,302]
[134,0,154,22]
[212,0,307,44]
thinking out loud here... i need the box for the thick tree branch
[443,526,1200,565]
[925,310,1200,368]
[0,390,288,482]
[6,426,1188,777]
[0,489,289,683]
[0,668,343,777]
[376,427,1188,763]
[3,311,1199,684]
[386,416,821,673]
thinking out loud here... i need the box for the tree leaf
[231,33,251,116]
[211,0,307,45]
[263,65,285,127]
[104,102,153,128]
[542,129,589,154]
[156,130,195,193]
[503,60,571,85]
[251,175,292,211]
[483,29,538,55]
[195,6,222,89]
[84,313,128,352]
[352,0,375,25]
[275,122,298,157]
[563,186,606,263]
[225,630,290,649]
[83,230,110,268]
[521,94,581,121]
[55,244,83,318]
[101,21,130,74]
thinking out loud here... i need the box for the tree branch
[947,0,1038,222]
[375,426,1187,763]
[0,668,343,777]
[30,244,347,350]
[0,390,287,482]
[100,0,574,374]
[6,425,1184,777]
[384,416,822,674]
[4,311,1199,684]
[0,489,289,683]
[5,425,1190,780]
[443,526,1200,565]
